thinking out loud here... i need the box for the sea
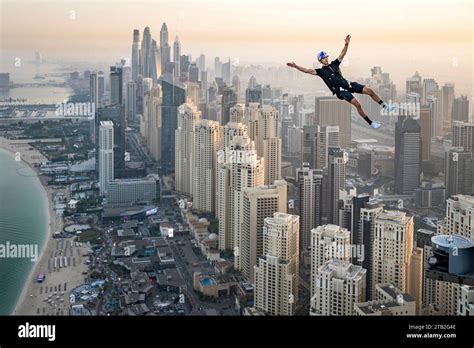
[0,149,48,314]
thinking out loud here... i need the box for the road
[168,240,203,315]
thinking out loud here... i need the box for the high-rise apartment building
[254,213,299,315]
[217,135,264,255]
[315,97,351,148]
[310,260,366,316]
[193,119,221,213]
[297,165,324,251]
[241,180,287,281]
[99,121,114,195]
[175,102,201,196]
[371,210,414,295]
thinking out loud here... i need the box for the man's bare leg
[350,98,381,128]
[351,98,369,119]
[362,86,382,103]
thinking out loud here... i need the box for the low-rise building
[354,283,416,316]
[193,272,235,298]
[106,174,160,204]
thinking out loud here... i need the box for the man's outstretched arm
[338,34,351,62]
[287,62,316,75]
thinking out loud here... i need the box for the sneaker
[383,103,396,112]
[370,121,381,129]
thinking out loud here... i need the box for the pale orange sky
[0,0,473,95]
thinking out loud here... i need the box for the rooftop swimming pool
[200,278,216,287]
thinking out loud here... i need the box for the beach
[0,137,89,315]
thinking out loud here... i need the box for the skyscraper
[217,134,264,254]
[427,95,440,138]
[90,72,99,112]
[200,70,208,103]
[259,105,282,185]
[222,58,231,84]
[315,97,351,148]
[354,198,384,299]
[121,65,131,108]
[452,121,474,153]
[173,36,181,79]
[441,195,474,239]
[140,78,153,142]
[440,83,455,135]
[214,57,222,78]
[310,224,351,295]
[141,27,152,79]
[422,78,439,105]
[221,87,238,126]
[241,180,288,282]
[351,193,370,242]
[424,195,474,315]
[229,104,245,123]
[193,119,221,213]
[297,165,323,251]
[97,72,105,108]
[244,103,282,185]
[371,210,414,295]
[231,75,240,102]
[222,122,248,149]
[96,106,125,175]
[99,121,114,195]
[452,96,469,123]
[149,39,161,83]
[144,85,162,162]
[406,71,423,96]
[254,213,299,316]
[327,147,346,225]
[419,106,432,161]
[445,147,473,197]
[245,83,263,106]
[457,285,474,316]
[310,260,366,316]
[300,125,339,169]
[179,55,191,79]
[184,81,200,106]
[126,81,137,123]
[196,54,206,72]
[90,72,99,143]
[394,117,421,194]
[161,74,186,172]
[160,23,171,74]
[131,29,140,81]
[175,102,201,196]
[109,66,123,106]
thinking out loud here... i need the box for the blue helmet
[317,51,329,62]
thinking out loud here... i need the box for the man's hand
[286,62,315,75]
[339,35,351,61]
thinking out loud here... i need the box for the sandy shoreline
[0,137,88,315]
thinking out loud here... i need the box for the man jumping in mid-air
[287,34,394,129]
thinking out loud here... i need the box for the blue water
[0,148,48,314]
[200,278,215,287]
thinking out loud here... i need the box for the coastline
[0,139,51,314]
[0,137,87,315]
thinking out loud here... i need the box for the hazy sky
[1,0,473,95]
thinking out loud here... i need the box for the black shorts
[335,82,365,102]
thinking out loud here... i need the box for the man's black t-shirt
[315,59,351,94]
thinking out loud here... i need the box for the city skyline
[1,0,473,96]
